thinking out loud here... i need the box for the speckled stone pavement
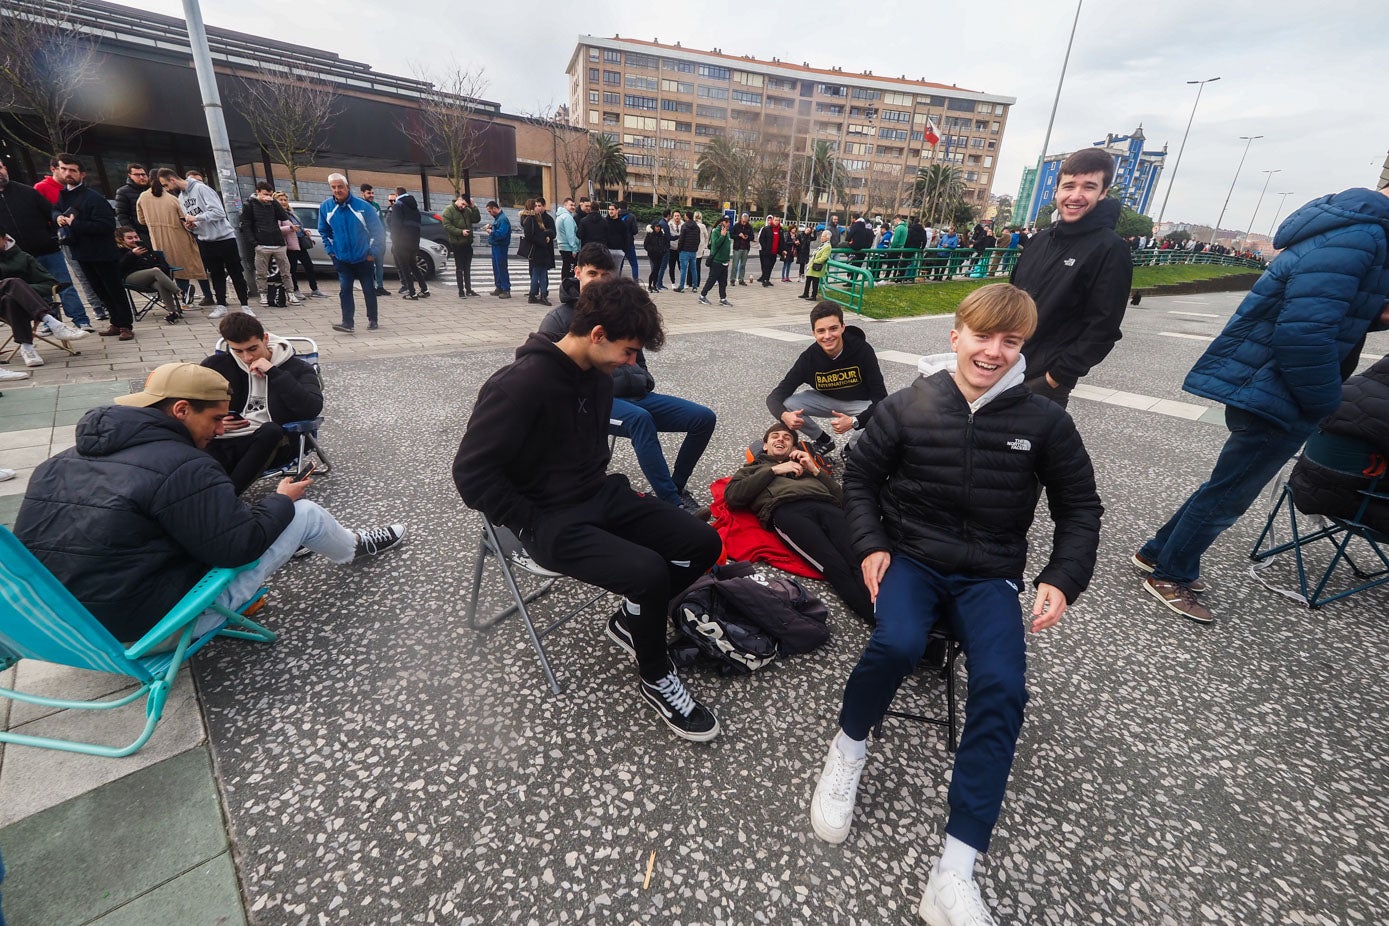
[183,290,1389,926]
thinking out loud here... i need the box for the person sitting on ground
[809,283,1102,926]
[538,243,717,516]
[200,313,324,495]
[724,421,874,624]
[116,226,183,324]
[14,362,404,648]
[0,233,87,371]
[456,276,723,742]
[1289,352,1389,535]
[766,301,888,457]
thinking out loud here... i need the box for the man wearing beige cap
[15,362,405,643]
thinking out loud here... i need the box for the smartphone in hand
[293,462,317,482]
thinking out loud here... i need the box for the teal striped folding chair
[0,527,275,758]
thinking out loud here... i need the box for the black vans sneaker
[353,523,406,559]
[639,669,720,742]
[606,608,638,663]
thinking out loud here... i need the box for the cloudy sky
[147,0,1385,233]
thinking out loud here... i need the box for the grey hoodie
[916,351,1029,413]
[179,179,236,242]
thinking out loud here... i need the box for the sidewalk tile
[88,851,246,926]
[0,749,228,926]
[0,427,53,449]
[8,660,137,726]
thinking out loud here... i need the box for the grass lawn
[852,264,1258,320]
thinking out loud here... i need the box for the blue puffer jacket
[1184,188,1389,429]
[318,193,385,264]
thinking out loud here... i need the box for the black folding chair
[872,624,962,752]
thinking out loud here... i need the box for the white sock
[937,835,977,880]
[622,598,641,616]
[834,729,866,762]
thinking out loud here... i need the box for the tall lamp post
[1210,134,1262,244]
[1154,77,1219,232]
[1241,168,1282,249]
[1266,191,1294,238]
[1024,0,1083,225]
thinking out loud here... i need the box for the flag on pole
[924,118,940,147]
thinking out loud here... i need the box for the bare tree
[652,153,692,208]
[0,0,103,158]
[230,70,341,199]
[523,103,596,202]
[403,62,495,197]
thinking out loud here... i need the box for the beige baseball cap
[115,362,231,407]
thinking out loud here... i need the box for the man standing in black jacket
[0,158,94,331]
[1009,148,1132,407]
[240,182,302,307]
[114,163,150,244]
[454,277,722,742]
[730,213,754,285]
[54,154,134,339]
[388,187,430,299]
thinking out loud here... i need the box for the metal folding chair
[214,335,332,479]
[872,625,963,752]
[463,514,611,693]
[0,317,81,363]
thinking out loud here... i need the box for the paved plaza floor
[1,283,1387,925]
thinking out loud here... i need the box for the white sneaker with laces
[47,321,88,340]
[919,868,997,926]
[0,468,15,481]
[513,547,561,577]
[286,292,303,305]
[810,735,866,844]
[259,293,269,306]
[0,368,30,382]
[208,305,228,319]
[240,305,256,317]
[34,323,51,336]
[18,344,43,367]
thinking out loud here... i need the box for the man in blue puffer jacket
[1135,182,1389,624]
[319,173,386,332]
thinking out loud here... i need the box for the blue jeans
[333,258,378,328]
[491,246,511,292]
[624,245,640,281]
[838,554,1028,853]
[35,250,89,326]
[528,265,549,298]
[611,392,717,505]
[1138,405,1312,584]
[372,254,384,291]
[677,251,697,290]
[653,252,669,288]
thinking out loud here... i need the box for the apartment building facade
[565,36,1015,215]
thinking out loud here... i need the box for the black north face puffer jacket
[843,363,1103,603]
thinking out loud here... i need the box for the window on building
[628,154,655,168]
[984,156,993,167]
[767,76,797,91]
[661,99,692,113]
[880,109,911,123]
[588,68,599,83]
[697,85,729,100]
[695,124,725,137]
[602,112,619,125]
[987,141,996,150]
[995,104,1005,115]
[910,130,923,142]
[846,122,873,136]
[624,94,658,111]
[603,91,620,105]
[878,128,908,141]
[732,89,762,105]
[602,49,621,63]
[816,102,845,116]
[767,96,794,110]
[588,111,598,125]
[623,134,656,149]
[851,88,880,101]
[659,137,690,150]
[626,52,658,69]
[663,59,696,74]
[947,98,974,112]
[626,74,658,91]
[974,120,988,131]
[970,137,985,148]
[587,48,601,61]
[841,158,868,171]
[623,114,657,130]
[730,109,760,122]
[732,71,764,87]
[965,170,979,181]
[817,83,846,97]
[603,70,621,85]
[661,79,693,94]
[882,91,913,106]
[850,194,866,205]
[588,90,599,104]
[697,64,730,80]
[659,119,692,133]
[696,104,727,120]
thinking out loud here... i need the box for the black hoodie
[766,324,888,428]
[1009,197,1132,388]
[454,333,613,534]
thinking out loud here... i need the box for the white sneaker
[286,292,303,305]
[240,305,256,317]
[34,323,51,336]
[259,293,269,306]
[0,368,30,381]
[0,468,14,481]
[919,868,997,926]
[47,321,88,340]
[513,547,562,578]
[809,735,866,844]
[208,305,228,319]
[18,344,43,367]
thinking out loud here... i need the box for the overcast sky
[147,0,1385,233]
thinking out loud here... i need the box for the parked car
[288,201,449,280]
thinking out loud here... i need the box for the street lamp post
[1154,77,1219,232]
[1210,134,1263,244]
[1266,192,1294,239]
[1241,168,1282,249]
[1025,0,1084,225]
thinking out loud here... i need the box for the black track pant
[76,259,133,329]
[525,474,722,679]
[771,499,874,624]
[197,237,248,307]
[452,245,473,293]
[758,251,776,283]
[394,231,426,294]
[700,261,728,300]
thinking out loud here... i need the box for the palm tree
[804,140,848,219]
[589,134,627,200]
[695,136,748,211]
[914,164,965,226]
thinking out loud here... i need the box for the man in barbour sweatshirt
[1009,147,1133,407]
[766,301,889,455]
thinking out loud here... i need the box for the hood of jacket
[916,351,1028,412]
[1051,196,1121,239]
[75,405,193,459]
[1274,188,1389,251]
[559,275,581,306]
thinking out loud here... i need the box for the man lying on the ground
[766,300,887,457]
[0,233,87,372]
[538,242,717,515]
[200,313,324,495]
[723,421,874,623]
[14,362,403,648]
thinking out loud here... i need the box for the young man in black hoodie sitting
[766,301,888,456]
[1009,148,1132,407]
[454,276,723,742]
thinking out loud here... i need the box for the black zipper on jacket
[962,408,975,547]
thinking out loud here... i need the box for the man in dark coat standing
[388,186,429,299]
[54,153,134,339]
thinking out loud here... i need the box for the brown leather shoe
[97,324,121,337]
[118,328,135,340]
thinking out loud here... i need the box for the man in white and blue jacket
[319,173,386,332]
[1136,183,1389,624]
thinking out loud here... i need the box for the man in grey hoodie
[157,168,251,320]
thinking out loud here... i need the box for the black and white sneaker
[353,523,406,559]
[606,608,638,663]
[639,668,720,742]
